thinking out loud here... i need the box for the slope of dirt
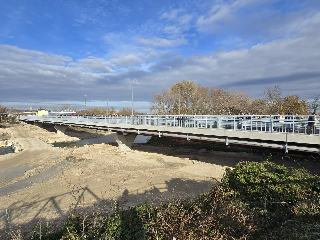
[0,123,288,237]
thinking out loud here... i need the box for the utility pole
[107,99,108,116]
[179,88,181,115]
[84,95,86,114]
[132,81,136,116]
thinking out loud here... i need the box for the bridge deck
[19,115,320,153]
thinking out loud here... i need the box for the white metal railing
[19,115,320,136]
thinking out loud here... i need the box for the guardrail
[19,115,320,136]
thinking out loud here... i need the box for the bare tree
[207,88,233,115]
[77,107,117,116]
[309,93,320,114]
[151,82,311,116]
[229,91,251,115]
[190,85,210,115]
[283,95,309,115]
[151,80,202,115]
[118,107,140,116]
[171,80,198,114]
[263,86,283,114]
[0,104,7,122]
[59,103,71,111]
[150,89,176,115]
[248,98,268,115]
[0,104,7,114]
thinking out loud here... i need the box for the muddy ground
[0,123,319,237]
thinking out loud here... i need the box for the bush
[26,161,320,239]
[8,116,18,124]
[222,161,320,239]
[222,161,320,212]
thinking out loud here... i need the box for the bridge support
[54,125,68,136]
[113,132,137,151]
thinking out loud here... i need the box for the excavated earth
[0,123,319,237]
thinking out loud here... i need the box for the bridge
[19,115,320,153]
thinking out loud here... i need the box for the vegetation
[0,115,18,125]
[150,81,311,115]
[23,159,319,240]
[0,104,8,123]
[51,141,84,148]
[76,107,141,116]
[309,93,320,114]
[77,107,117,116]
[0,104,19,124]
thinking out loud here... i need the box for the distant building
[48,110,76,116]
[36,110,49,116]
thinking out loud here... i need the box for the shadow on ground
[0,177,215,239]
[133,136,320,175]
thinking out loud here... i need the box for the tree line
[52,104,141,116]
[150,80,319,115]
[76,107,140,116]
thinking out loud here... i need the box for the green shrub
[221,160,320,239]
[221,161,320,212]
[51,141,84,148]
[26,160,320,240]
[8,116,18,124]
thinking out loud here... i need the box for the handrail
[19,114,320,136]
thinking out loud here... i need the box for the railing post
[293,116,295,135]
[206,116,207,129]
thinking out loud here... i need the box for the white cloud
[161,9,183,21]
[164,26,182,38]
[103,32,122,45]
[111,55,143,67]
[0,45,72,64]
[179,14,193,25]
[196,0,261,33]
[143,50,175,63]
[70,56,114,73]
[0,6,319,105]
[135,37,187,47]
[196,4,232,33]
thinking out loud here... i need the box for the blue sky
[0,0,319,112]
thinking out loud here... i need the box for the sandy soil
[0,123,318,237]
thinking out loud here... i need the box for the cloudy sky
[0,0,319,112]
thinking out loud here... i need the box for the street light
[178,89,181,115]
[107,99,108,116]
[84,95,86,113]
[132,81,136,116]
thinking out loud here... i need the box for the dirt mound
[0,123,290,237]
